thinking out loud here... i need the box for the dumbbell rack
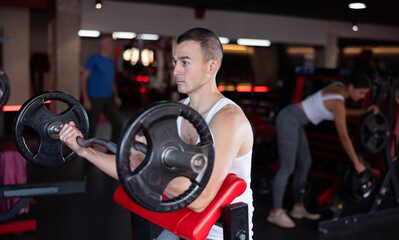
[318,74,399,234]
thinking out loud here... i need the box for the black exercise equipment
[0,67,10,108]
[0,181,86,222]
[343,162,376,204]
[360,111,390,154]
[14,91,214,212]
[0,178,87,235]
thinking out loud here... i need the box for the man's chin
[177,87,187,94]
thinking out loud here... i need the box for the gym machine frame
[0,180,86,234]
[318,74,399,233]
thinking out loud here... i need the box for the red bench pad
[114,173,246,240]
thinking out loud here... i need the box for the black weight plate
[14,91,89,168]
[343,162,376,204]
[117,101,215,212]
[360,111,389,154]
[0,68,10,108]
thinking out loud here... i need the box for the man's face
[101,38,114,56]
[172,40,208,95]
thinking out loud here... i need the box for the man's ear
[209,59,220,74]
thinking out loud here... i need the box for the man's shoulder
[87,54,113,62]
[85,54,114,69]
[218,99,244,115]
[211,101,254,153]
[88,53,101,60]
[85,54,101,65]
[213,103,249,126]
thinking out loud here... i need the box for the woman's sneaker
[290,206,321,220]
[267,209,295,228]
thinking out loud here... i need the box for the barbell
[14,91,214,212]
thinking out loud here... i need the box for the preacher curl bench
[114,173,249,240]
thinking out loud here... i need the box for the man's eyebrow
[172,56,191,61]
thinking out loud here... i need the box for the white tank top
[301,82,345,125]
[178,97,254,240]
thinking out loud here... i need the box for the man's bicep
[209,113,241,176]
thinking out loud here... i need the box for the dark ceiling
[108,0,399,28]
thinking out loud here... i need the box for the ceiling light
[138,34,159,41]
[343,47,399,55]
[112,31,136,40]
[219,37,230,44]
[286,47,315,54]
[372,47,399,54]
[237,38,271,47]
[223,44,254,54]
[78,30,100,37]
[95,0,102,9]
[348,2,366,9]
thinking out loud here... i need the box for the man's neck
[99,51,110,58]
[188,90,223,116]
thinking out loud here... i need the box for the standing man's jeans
[88,96,123,144]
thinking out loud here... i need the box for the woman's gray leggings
[272,104,312,209]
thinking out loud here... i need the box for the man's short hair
[99,34,114,43]
[177,27,223,64]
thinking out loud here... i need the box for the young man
[60,28,254,240]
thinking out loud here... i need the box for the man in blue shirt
[80,35,123,145]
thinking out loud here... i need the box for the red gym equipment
[114,173,249,240]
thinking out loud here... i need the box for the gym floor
[2,112,399,240]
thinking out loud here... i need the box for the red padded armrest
[114,173,247,240]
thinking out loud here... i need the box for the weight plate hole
[22,126,40,154]
[44,100,69,114]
